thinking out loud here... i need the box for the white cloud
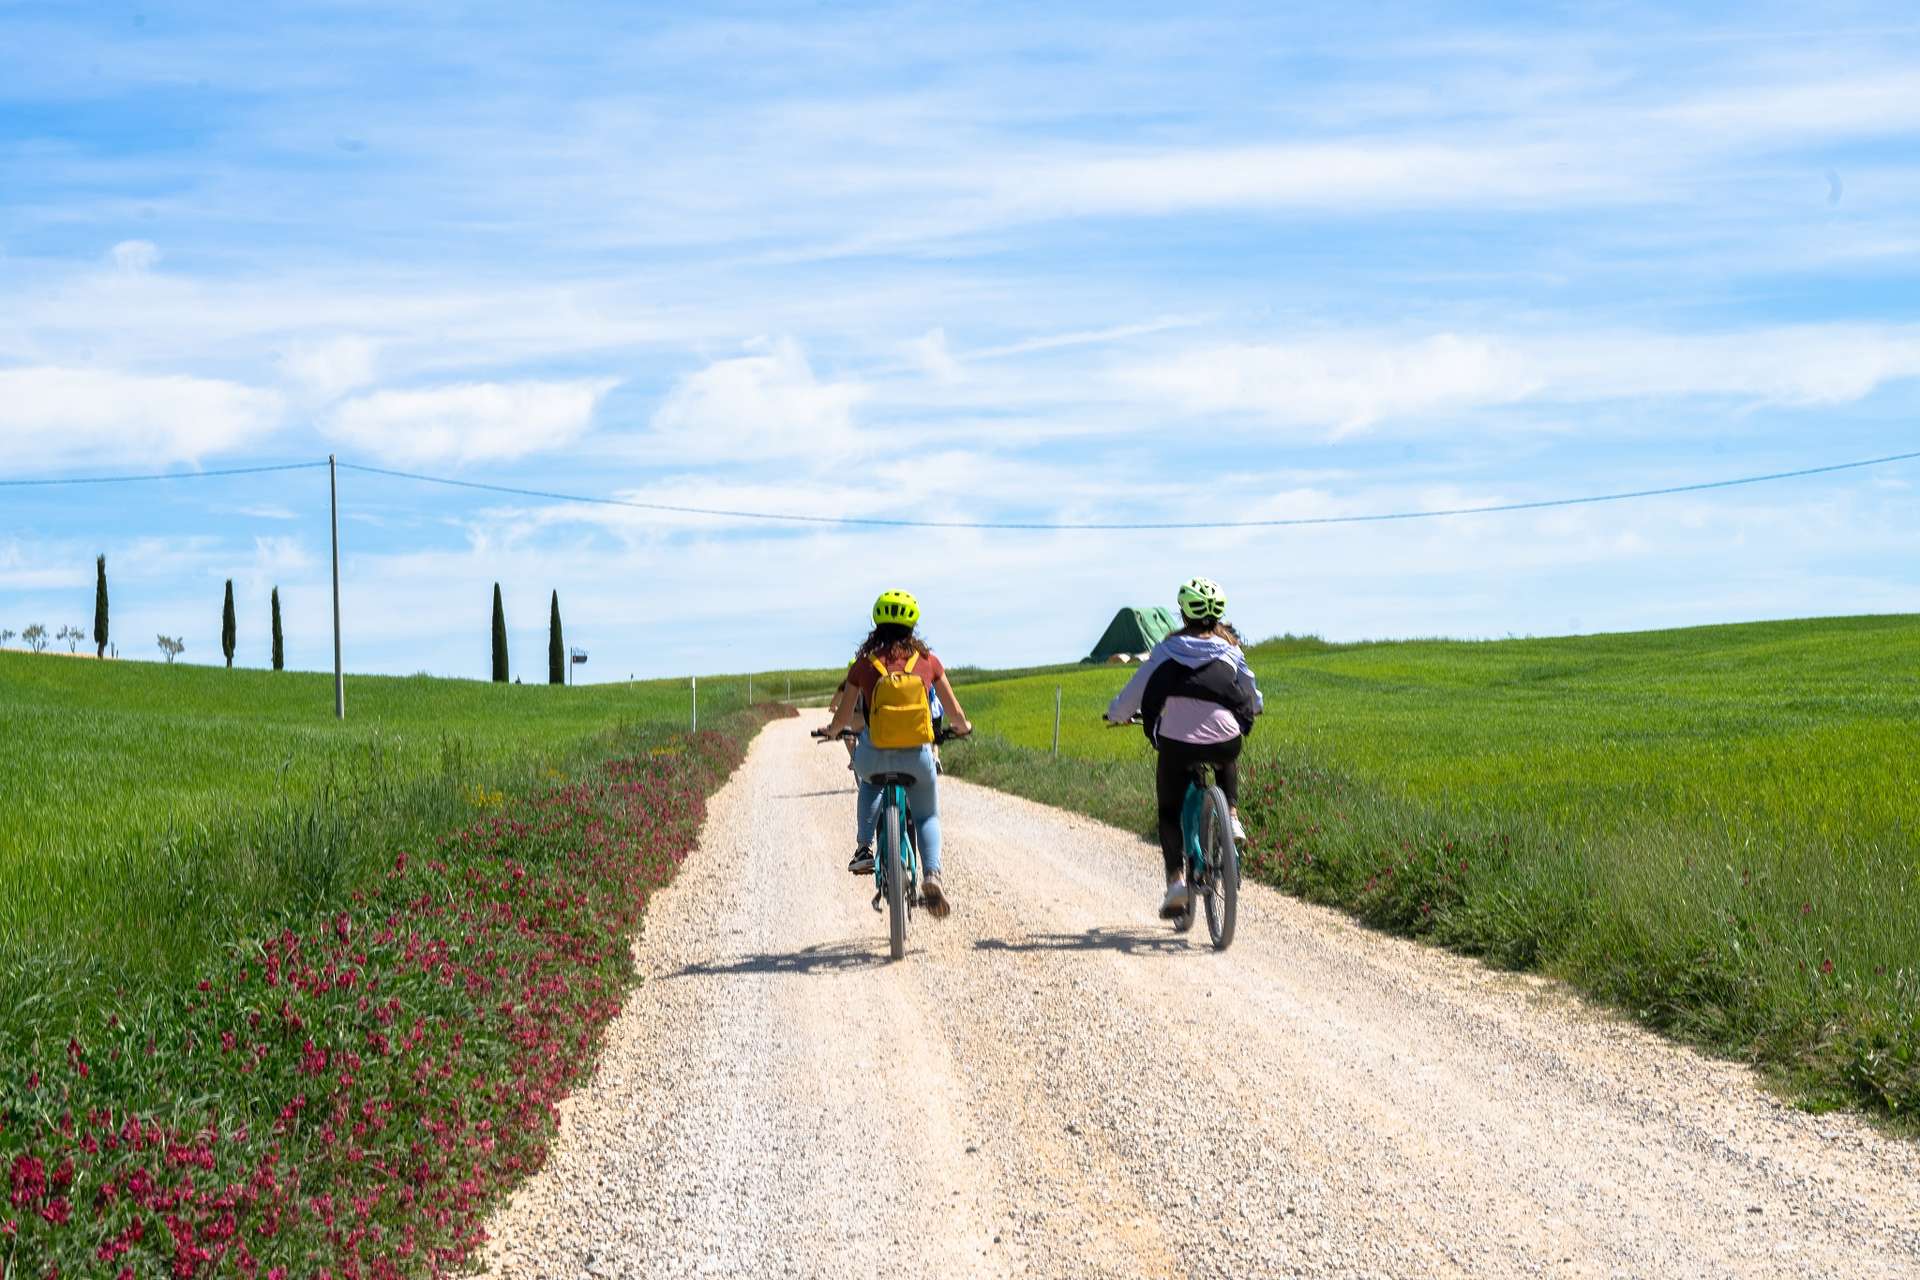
[322,378,618,465]
[279,335,378,402]
[1127,334,1530,435]
[1000,141,1618,219]
[240,535,315,599]
[904,328,961,382]
[1651,72,1920,146]
[107,240,159,273]
[1124,326,1920,434]
[647,338,868,459]
[0,367,282,472]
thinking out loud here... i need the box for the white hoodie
[1106,633,1264,745]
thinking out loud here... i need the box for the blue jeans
[852,734,941,875]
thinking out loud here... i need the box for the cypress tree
[221,579,236,668]
[548,590,565,685]
[490,583,509,683]
[93,554,109,658]
[271,587,285,671]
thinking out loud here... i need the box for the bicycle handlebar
[812,725,972,744]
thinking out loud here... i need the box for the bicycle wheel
[883,797,907,960]
[1201,785,1237,951]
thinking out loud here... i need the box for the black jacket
[1140,655,1259,743]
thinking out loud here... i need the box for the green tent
[1083,606,1177,664]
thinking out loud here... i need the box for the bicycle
[815,724,967,960]
[1175,759,1239,950]
[1109,719,1239,951]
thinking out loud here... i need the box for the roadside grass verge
[0,703,791,1279]
[942,615,1920,1121]
[0,654,766,993]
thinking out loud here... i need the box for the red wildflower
[9,1154,46,1208]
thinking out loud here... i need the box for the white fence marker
[690,675,698,733]
[1052,685,1062,757]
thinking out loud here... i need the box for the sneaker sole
[922,888,952,919]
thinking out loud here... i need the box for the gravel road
[482,718,1920,1279]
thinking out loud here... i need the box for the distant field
[942,615,1920,1118]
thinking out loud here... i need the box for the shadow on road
[664,938,888,979]
[974,925,1192,957]
[771,788,855,799]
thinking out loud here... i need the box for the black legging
[1154,737,1243,877]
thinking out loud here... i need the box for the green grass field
[6,617,1918,1118]
[0,655,777,998]
[941,615,1920,1118]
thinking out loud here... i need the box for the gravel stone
[480,719,1920,1279]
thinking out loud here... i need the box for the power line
[0,461,330,487]
[338,449,1920,531]
[2,450,1913,529]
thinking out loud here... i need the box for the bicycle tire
[883,798,907,960]
[1202,785,1237,950]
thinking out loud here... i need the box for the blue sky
[2,1,1917,680]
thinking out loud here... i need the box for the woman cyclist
[819,590,973,917]
[1105,578,1263,919]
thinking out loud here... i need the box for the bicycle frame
[872,778,920,907]
[1179,775,1214,880]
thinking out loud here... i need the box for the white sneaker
[1230,814,1247,843]
[921,872,951,919]
[1158,879,1191,919]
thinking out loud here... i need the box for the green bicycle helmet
[1177,577,1227,622]
[872,589,921,627]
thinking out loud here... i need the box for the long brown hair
[1179,617,1240,646]
[853,622,931,664]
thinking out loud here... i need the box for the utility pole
[329,455,345,719]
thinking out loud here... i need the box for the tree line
[491,584,572,685]
[1,555,288,669]
[7,560,578,684]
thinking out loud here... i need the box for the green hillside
[0,656,764,989]
[942,615,1920,1118]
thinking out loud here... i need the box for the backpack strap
[870,656,888,677]
[903,651,918,674]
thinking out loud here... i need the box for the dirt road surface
[483,718,1920,1279]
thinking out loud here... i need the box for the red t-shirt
[844,647,946,709]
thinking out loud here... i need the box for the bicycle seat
[866,771,922,787]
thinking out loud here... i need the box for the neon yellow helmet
[872,589,920,627]
[1177,577,1227,622]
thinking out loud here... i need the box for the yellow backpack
[867,653,934,748]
